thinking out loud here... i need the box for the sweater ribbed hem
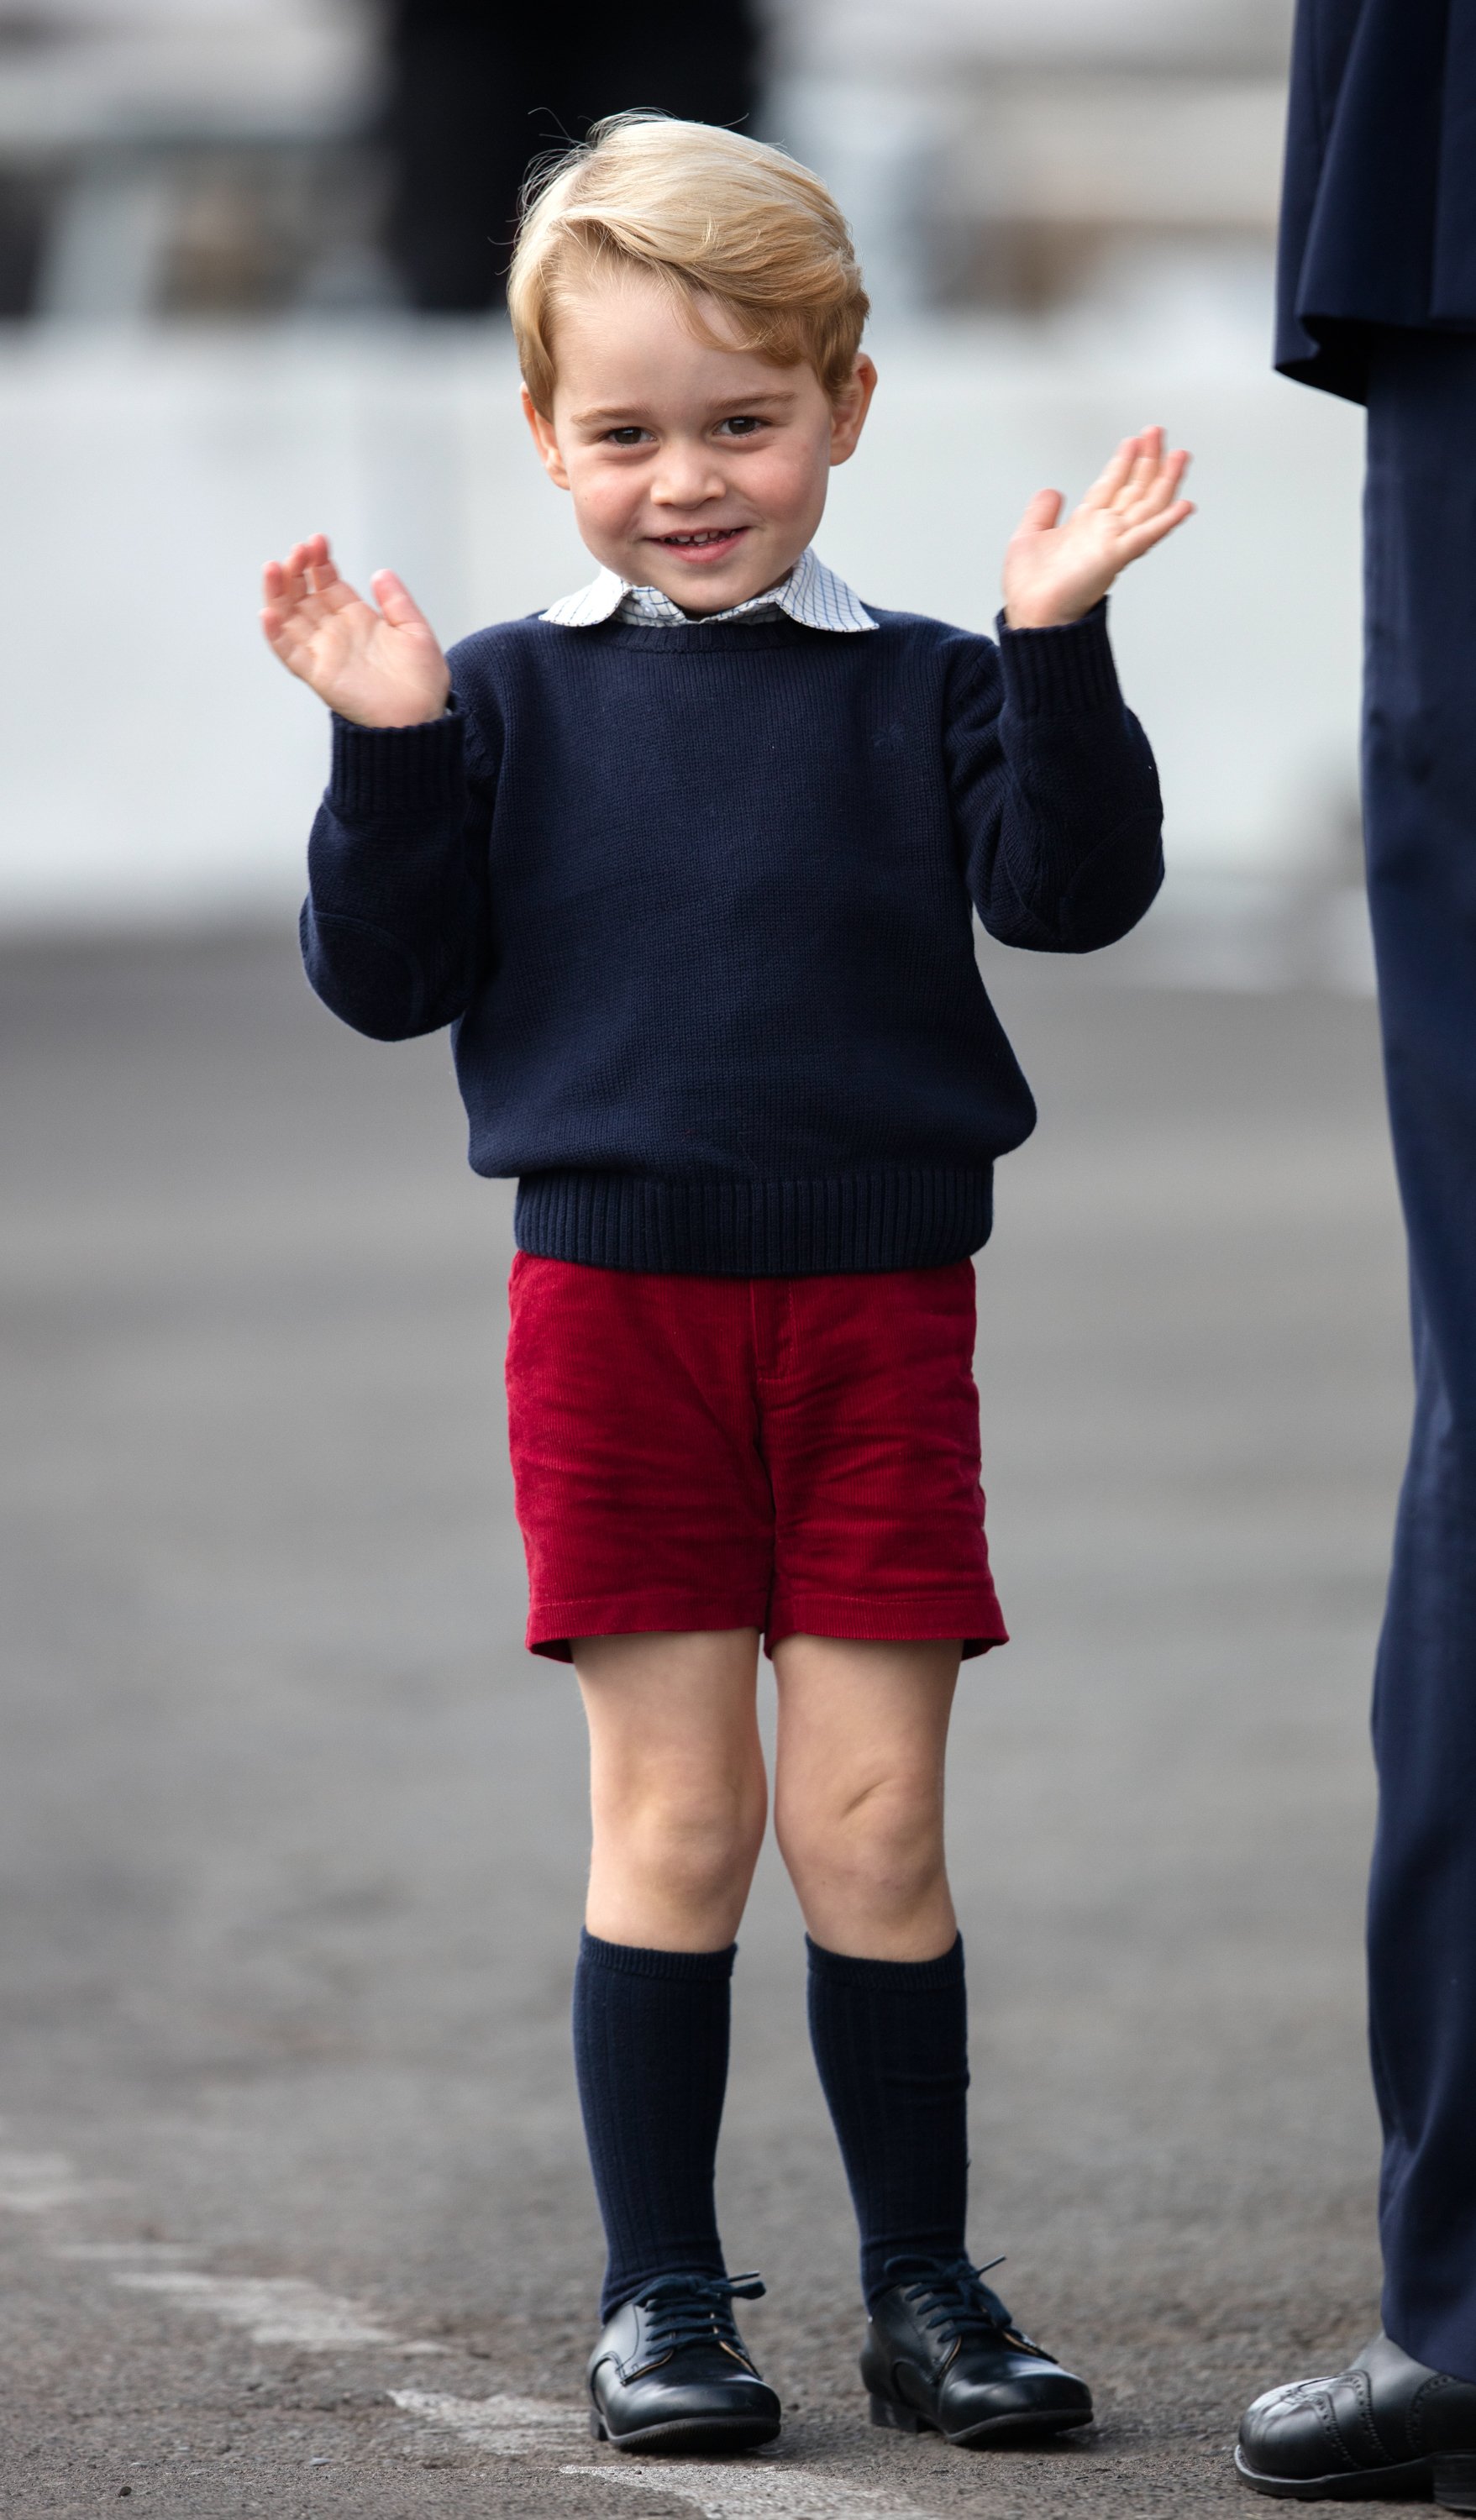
[995,600,1121,717]
[511,1167,994,1275]
[580,1929,737,1982]
[328,708,465,816]
[805,1932,964,1989]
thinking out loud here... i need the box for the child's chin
[654,564,777,611]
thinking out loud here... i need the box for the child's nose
[650,445,728,507]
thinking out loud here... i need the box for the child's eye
[605,427,650,447]
[718,416,767,438]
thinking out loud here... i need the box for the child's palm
[1002,427,1193,630]
[261,534,450,727]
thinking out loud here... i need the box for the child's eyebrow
[571,388,802,428]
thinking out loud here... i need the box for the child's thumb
[370,569,434,633]
[1016,488,1064,535]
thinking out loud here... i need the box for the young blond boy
[262,114,1191,2458]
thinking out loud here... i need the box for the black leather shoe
[1237,2330,1476,2507]
[588,2271,781,2453]
[859,2258,1094,2446]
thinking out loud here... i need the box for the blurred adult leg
[1363,328,1476,2386]
[381,3,521,310]
[382,0,762,313]
[569,4,761,139]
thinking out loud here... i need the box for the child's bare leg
[570,1630,770,2347]
[575,1628,767,1949]
[569,1630,780,2442]
[771,1635,960,1959]
[773,1635,969,2310]
[771,1635,1091,2436]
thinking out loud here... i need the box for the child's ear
[829,355,878,469]
[522,382,572,491]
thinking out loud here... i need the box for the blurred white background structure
[0,0,1368,953]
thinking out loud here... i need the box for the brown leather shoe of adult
[1237,2330,1476,2506]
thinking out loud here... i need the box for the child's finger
[1079,433,1142,512]
[260,607,310,666]
[278,533,330,601]
[273,542,320,613]
[1125,425,1165,494]
[302,534,341,598]
[1123,449,1191,525]
[1121,426,1164,507]
[1121,499,1195,558]
[370,568,433,630]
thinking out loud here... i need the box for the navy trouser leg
[1363,329,1476,2384]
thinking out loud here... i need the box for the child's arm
[947,427,1191,955]
[262,536,489,1040]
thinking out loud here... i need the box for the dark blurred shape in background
[383,0,762,312]
[0,2,1303,330]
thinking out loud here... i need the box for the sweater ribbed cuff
[995,599,1121,717]
[805,1932,964,1989]
[328,706,465,816]
[580,1928,737,1982]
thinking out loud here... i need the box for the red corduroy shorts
[505,1251,1007,1664]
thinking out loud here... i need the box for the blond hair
[508,113,869,416]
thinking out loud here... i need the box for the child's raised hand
[1001,426,1193,630]
[260,534,450,727]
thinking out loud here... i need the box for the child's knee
[776,1772,945,1913]
[597,1770,767,1906]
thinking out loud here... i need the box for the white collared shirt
[541,544,876,634]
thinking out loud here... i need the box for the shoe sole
[591,2410,782,2454]
[869,2391,1094,2447]
[1236,2448,1476,2509]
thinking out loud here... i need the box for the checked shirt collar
[541,544,875,633]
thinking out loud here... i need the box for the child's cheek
[573,464,628,526]
[590,477,640,534]
[755,445,822,528]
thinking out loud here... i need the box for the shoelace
[633,2271,765,2360]
[884,2255,1033,2354]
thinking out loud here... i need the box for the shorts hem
[527,1590,1008,1664]
[527,1592,770,1663]
[766,1593,1007,1662]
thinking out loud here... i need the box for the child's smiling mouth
[650,527,749,562]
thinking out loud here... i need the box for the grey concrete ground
[0,927,1409,2517]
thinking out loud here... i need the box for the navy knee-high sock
[572,1929,734,2320]
[806,1934,970,2309]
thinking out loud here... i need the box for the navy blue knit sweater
[302,600,1162,1273]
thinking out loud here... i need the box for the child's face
[523,266,876,612]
